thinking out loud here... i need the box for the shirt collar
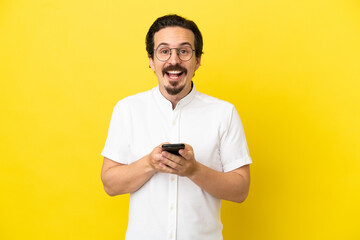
[153,82,197,110]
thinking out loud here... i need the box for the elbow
[233,186,250,203]
[101,176,123,197]
[235,192,249,203]
[102,178,130,196]
[103,183,129,196]
[223,190,249,203]
[103,185,118,197]
[234,175,250,203]
[102,179,129,196]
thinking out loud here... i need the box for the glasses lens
[178,46,193,61]
[156,47,171,61]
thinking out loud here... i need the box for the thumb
[179,145,193,160]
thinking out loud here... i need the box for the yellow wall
[1,0,359,239]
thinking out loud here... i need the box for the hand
[147,144,165,172]
[159,144,198,177]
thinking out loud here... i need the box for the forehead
[154,27,195,48]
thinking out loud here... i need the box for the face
[149,27,201,98]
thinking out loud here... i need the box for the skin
[101,27,250,203]
[149,27,201,109]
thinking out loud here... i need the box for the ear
[148,55,155,71]
[195,56,202,71]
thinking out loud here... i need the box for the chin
[165,85,185,95]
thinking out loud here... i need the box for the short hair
[146,14,203,59]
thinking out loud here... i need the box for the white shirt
[101,85,252,240]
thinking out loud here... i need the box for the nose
[167,49,182,65]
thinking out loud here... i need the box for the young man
[101,14,252,240]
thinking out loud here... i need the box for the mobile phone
[161,143,185,156]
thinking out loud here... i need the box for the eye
[158,48,170,55]
[179,47,191,55]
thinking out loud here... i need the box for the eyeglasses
[154,45,195,62]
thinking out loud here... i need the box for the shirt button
[170,206,174,210]
[172,121,176,125]
[169,234,174,239]
[171,176,175,181]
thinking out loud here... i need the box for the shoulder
[113,88,154,110]
[194,91,235,112]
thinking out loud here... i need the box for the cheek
[149,58,163,72]
[155,67,164,78]
[155,61,164,70]
[189,59,199,71]
[187,64,197,74]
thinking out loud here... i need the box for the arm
[188,163,250,203]
[101,145,163,196]
[159,144,250,203]
[101,156,155,196]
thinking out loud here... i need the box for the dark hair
[146,14,203,59]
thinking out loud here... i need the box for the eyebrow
[156,42,193,48]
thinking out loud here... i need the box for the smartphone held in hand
[161,143,185,156]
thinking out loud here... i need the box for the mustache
[162,64,187,75]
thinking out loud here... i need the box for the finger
[158,162,178,174]
[162,151,183,166]
[179,145,193,160]
[155,144,165,153]
[148,152,164,171]
[178,149,187,158]
[160,156,180,169]
[154,142,170,154]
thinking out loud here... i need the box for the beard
[162,64,188,95]
[165,82,186,95]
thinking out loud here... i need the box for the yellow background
[1,0,359,239]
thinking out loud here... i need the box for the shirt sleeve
[101,101,130,164]
[220,106,252,172]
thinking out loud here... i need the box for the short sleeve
[220,106,252,172]
[101,101,130,164]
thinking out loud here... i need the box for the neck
[160,82,193,110]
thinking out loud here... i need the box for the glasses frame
[154,46,195,62]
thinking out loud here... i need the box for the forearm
[101,155,156,196]
[188,163,250,203]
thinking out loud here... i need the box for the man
[101,14,252,240]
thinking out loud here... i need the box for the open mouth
[165,70,184,80]
[162,64,187,81]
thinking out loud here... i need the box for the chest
[127,103,224,171]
